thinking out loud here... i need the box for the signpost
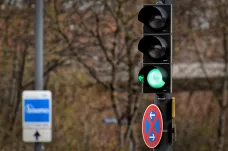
[22,90,52,142]
[142,104,163,148]
[34,0,45,150]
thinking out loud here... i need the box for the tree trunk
[217,25,228,151]
[217,107,227,151]
[119,124,125,148]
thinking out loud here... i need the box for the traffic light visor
[147,68,165,88]
[138,36,167,59]
[138,6,168,31]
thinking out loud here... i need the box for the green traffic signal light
[138,75,144,83]
[138,65,170,93]
[147,68,165,89]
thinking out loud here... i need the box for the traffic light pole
[34,0,44,151]
[154,0,173,151]
[154,94,172,151]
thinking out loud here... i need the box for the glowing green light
[147,68,165,88]
[138,75,144,83]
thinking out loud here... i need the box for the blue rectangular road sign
[24,99,50,122]
[22,90,52,142]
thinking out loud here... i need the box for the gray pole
[35,0,44,90]
[35,0,44,151]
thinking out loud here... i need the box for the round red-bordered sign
[142,104,163,148]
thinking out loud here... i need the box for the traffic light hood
[138,5,168,31]
[138,36,167,59]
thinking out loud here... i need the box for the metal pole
[35,0,44,151]
[154,94,172,151]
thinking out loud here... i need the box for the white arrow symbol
[150,112,155,119]
[149,133,155,141]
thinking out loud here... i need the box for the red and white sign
[142,104,163,148]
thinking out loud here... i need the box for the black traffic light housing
[138,4,172,94]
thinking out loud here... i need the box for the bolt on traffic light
[138,4,172,93]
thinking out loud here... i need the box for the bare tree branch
[10,41,28,129]
[192,35,222,106]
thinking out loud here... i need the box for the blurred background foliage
[0,0,228,151]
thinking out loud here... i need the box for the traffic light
[138,4,172,93]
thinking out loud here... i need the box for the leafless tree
[188,0,228,150]
[45,0,142,149]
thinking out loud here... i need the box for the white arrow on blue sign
[150,111,156,121]
[149,132,156,142]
